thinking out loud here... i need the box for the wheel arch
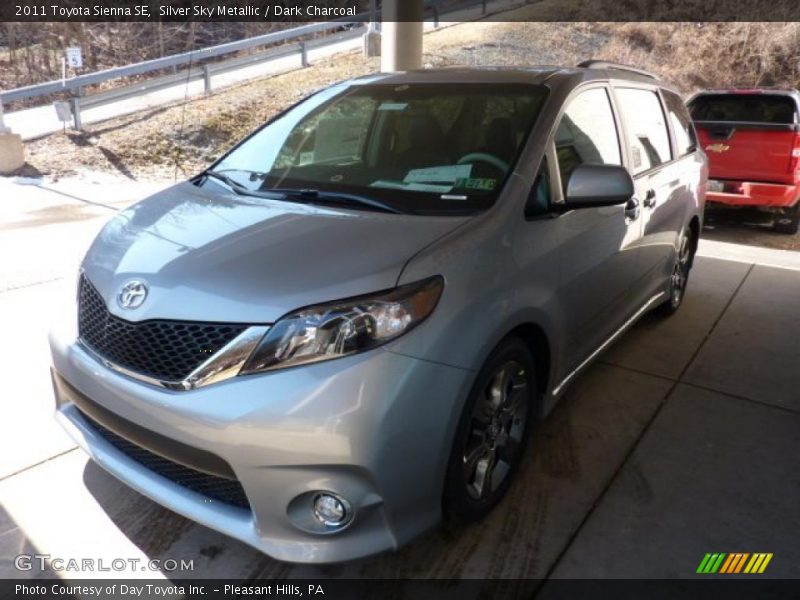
[503,322,552,407]
[688,214,701,268]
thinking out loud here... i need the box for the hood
[82,182,468,324]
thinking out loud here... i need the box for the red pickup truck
[688,89,800,234]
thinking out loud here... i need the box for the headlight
[240,276,443,374]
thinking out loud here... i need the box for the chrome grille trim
[77,275,269,390]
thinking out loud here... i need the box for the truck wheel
[774,203,800,235]
[656,228,694,317]
[443,336,536,522]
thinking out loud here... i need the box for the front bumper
[49,312,472,563]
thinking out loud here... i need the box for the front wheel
[443,337,536,522]
[655,228,695,317]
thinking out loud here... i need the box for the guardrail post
[433,7,440,27]
[203,65,212,94]
[482,0,488,14]
[70,97,82,131]
[300,42,309,67]
[0,98,8,134]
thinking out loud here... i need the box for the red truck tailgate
[695,124,795,184]
[689,92,800,185]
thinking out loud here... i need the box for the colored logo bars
[697,553,773,574]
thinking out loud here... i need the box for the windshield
[690,94,797,125]
[208,82,548,215]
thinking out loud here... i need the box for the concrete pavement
[0,174,169,480]
[0,177,798,582]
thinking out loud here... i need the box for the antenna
[174,22,197,182]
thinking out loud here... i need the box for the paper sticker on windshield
[371,180,452,193]
[405,164,472,184]
[378,102,408,111]
[455,177,497,191]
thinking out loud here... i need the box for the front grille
[78,275,247,382]
[78,409,251,510]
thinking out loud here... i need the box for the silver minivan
[50,62,707,563]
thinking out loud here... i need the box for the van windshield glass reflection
[208,83,548,215]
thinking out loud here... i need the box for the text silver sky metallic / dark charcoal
[5,0,800,22]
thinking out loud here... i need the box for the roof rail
[576,60,659,80]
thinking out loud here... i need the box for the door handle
[643,189,657,208]
[625,197,640,221]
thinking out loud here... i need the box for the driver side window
[555,88,622,192]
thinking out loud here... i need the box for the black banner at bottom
[2,579,800,600]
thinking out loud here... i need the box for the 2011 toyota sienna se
[49,62,707,563]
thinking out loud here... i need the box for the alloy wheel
[462,361,529,501]
[669,232,692,309]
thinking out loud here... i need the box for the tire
[443,336,536,522]
[655,227,695,317]
[774,203,800,235]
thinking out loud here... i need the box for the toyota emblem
[117,279,149,310]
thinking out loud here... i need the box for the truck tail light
[791,133,800,175]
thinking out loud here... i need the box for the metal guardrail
[0,0,527,132]
[0,20,350,105]
[69,28,365,129]
[0,19,365,131]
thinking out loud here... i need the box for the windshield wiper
[203,176,403,214]
[204,170,254,195]
[212,168,269,182]
[204,171,288,201]
[268,188,403,214]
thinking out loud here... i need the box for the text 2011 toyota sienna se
[50,62,707,563]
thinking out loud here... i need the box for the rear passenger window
[664,91,697,157]
[690,94,797,124]
[616,88,672,174]
[554,88,621,190]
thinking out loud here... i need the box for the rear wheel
[774,203,800,235]
[444,337,536,522]
[656,228,695,317]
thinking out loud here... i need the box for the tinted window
[664,91,697,157]
[689,94,797,124]
[554,88,621,190]
[616,88,672,174]
[212,83,548,215]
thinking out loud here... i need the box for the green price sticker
[455,178,497,191]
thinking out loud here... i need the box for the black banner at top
[6,0,370,22]
[3,0,800,23]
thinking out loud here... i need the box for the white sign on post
[0,100,9,134]
[66,46,83,69]
[54,101,73,123]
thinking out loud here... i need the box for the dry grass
[25,55,383,181]
[593,23,800,93]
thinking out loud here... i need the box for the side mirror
[564,164,634,208]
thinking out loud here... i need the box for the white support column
[380,0,424,72]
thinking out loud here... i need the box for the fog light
[313,493,350,527]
